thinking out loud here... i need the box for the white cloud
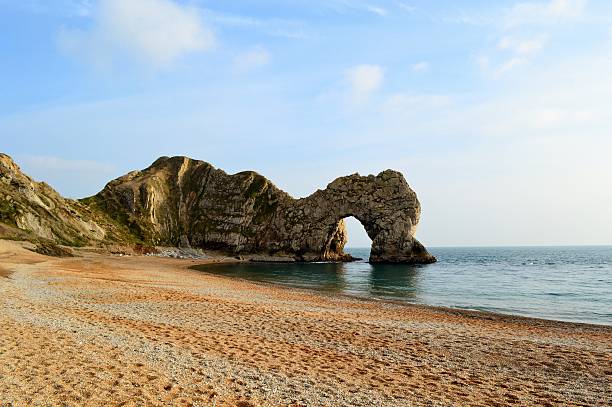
[469,46,612,137]
[324,1,391,18]
[396,1,416,13]
[66,0,93,17]
[497,35,547,55]
[491,35,547,76]
[477,53,530,78]
[365,5,388,16]
[478,1,588,78]
[411,61,430,72]
[505,0,587,27]
[58,0,215,69]
[319,64,385,109]
[495,57,529,76]
[346,64,384,100]
[202,10,310,39]
[526,107,595,129]
[233,46,271,74]
[383,93,452,113]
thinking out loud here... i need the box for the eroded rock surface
[0,153,108,245]
[88,156,435,264]
[0,153,434,263]
[278,170,436,264]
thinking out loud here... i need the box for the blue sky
[1,0,611,247]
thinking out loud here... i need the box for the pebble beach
[0,240,610,406]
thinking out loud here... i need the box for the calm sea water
[194,246,612,325]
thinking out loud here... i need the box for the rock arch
[90,156,436,264]
[273,170,436,264]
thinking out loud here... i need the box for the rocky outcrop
[88,156,435,264]
[0,153,108,246]
[274,170,436,264]
[0,153,434,263]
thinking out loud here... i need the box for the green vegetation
[78,196,96,206]
[53,228,88,247]
[80,195,145,245]
[0,222,37,242]
[243,173,279,227]
[0,200,18,227]
[252,192,278,225]
[245,174,268,199]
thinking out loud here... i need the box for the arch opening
[343,216,372,260]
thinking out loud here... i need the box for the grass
[0,199,18,227]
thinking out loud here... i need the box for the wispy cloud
[58,0,215,69]
[477,0,588,78]
[411,61,430,73]
[505,0,587,27]
[442,0,587,27]
[202,10,311,39]
[322,1,390,17]
[489,34,548,76]
[395,1,416,13]
[469,46,612,137]
[365,5,388,17]
[346,64,384,103]
[233,46,271,74]
[497,35,548,55]
[495,57,529,76]
[383,93,452,114]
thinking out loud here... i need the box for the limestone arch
[286,170,435,264]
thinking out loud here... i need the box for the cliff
[0,153,100,245]
[0,153,145,248]
[86,156,435,263]
[0,154,435,264]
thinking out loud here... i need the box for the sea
[194,246,612,326]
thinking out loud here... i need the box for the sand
[0,240,610,406]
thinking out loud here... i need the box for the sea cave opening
[343,216,372,260]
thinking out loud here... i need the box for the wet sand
[0,240,610,406]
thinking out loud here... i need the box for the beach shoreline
[190,262,611,329]
[1,239,610,406]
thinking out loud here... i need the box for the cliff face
[0,153,106,245]
[0,153,434,263]
[88,156,435,264]
[86,156,294,252]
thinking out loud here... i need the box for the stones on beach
[32,242,74,258]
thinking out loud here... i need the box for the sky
[1,0,611,247]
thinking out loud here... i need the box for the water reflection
[368,264,422,300]
[192,260,423,300]
[197,262,350,293]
